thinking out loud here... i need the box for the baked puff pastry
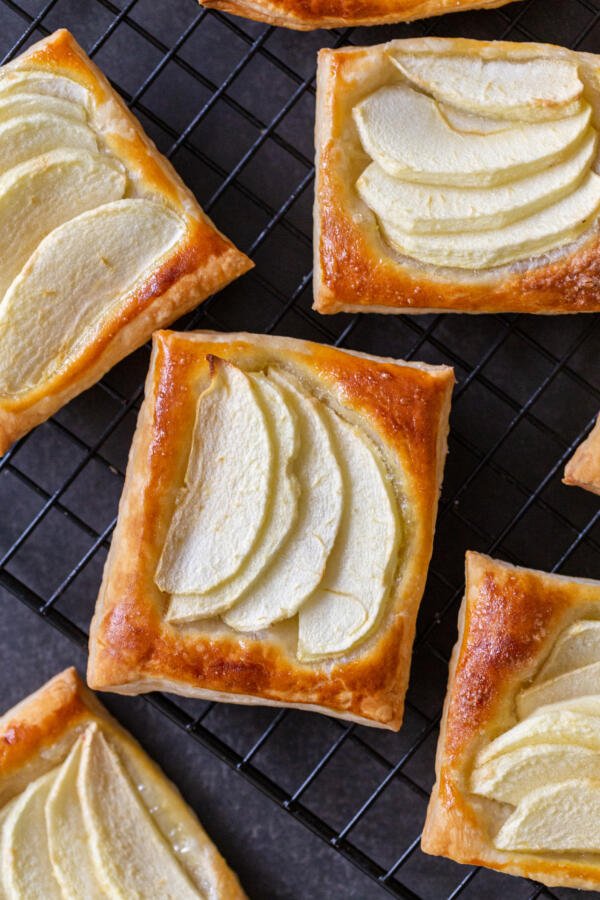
[0,29,252,456]
[564,413,600,495]
[87,330,454,730]
[197,0,516,33]
[423,552,600,891]
[0,667,246,898]
[314,37,600,315]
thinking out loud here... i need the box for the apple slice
[517,662,600,718]
[353,84,591,187]
[0,148,126,302]
[224,367,344,632]
[495,779,600,851]
[297,409,400,660]
[156,359,273,597]
[0,769,61,899]
[477,707,600,766]
[0,199,184,397]
[78,725,199,897]
[388,52,583,121]
[438,103,515,134]
[0,72,90,107]
[537,619,600,681]
[471,742,600,805]
[167,371,299,621]
[357,130,596,235]
[0,92,86,125]
[381,170,600,269]
[46,736,105,899]
[0,114,97,172]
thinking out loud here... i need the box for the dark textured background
[0,0,599,897]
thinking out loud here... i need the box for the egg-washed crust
[422,552,600,890]
[87,330,454,731]
[314,37,600,315]
[564,413,600,495]
[197,0,514,32]
[0,667,246,900]
[0,29,252,456]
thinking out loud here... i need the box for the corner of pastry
[0,666,246,898]
[422,551,600,891]
[87,329,454,731]
[0,28,252,457]
[314,36,600,315]
[564,412,600,495]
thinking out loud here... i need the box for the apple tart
[88,330,454,730]
[0,667,246,898]
[0,29,252,456]
[564,412,600,495]
[315,37,600,314]
[423,552,600,890]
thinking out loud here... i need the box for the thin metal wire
[0,1,598,898]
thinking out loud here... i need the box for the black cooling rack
[1,0,600,897]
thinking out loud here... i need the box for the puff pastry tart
[315,37,600,315]
[423,552,600,891]
[0,29,252,456]
[0,667,246,898]
[564,413,600,495]
[197,0,516,32]
[87,330,453,730]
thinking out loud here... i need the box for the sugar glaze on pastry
[354,51,600,270]
[156,357,401,661]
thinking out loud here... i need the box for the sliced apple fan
[0,70,186,398]
[157,361,401,661]
[353,52,600,269]
[471,617,600,852]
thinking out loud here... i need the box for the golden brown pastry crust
[314,37,600,316]
[564,413,600,495]
[87,329,454,731]
[0,29,252,457]
[422,552,600,890]
[197,0,514,32]
[0,667,246,899]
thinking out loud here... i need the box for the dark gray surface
[0,1,599,899]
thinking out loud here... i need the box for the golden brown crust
[88,329,454,731]
[0,667,246,900]
[314,38,600,315]
[0,29,252,456]
[198,0,514,31]
[564,412,600,495]
[422,552,600,890]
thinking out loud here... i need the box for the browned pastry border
[422,552,600,890]
[564,412,600,495]
[88,329,454,731]
[0,29,252,456]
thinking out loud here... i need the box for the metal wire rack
[0,0,599,896]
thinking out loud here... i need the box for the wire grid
[0,0,599,896]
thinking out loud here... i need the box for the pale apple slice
[517,662,600,718]
[0,198,184,398]
[0,92,86,125]
[353,84,591,187]
[0,72,90,107]
[0,114,97,172]
[388,52,583,121]
[477,708,600,766]
[297,410,400,660]
[0,769,61,899]
[537,619,600,681]
[167,372,299,622]
[438,103,515,134]
[224,368,344,632]
[46,736,106,899]
[495,779,600,851]
[471,742,600,805]
[381,170,600,269]
[0,148,126,302]
[357,130,596,235]
[156,359,273,597]
[78,725,199,898]
[527,694,600,719]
